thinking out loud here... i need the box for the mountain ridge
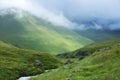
[0,8,93,54]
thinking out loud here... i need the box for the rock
[51,69,58,72]
[56,54,66,58]
[65,59,72,65]
[51,69,54,72]
[34,60,43,67]
[74,51,88,58]
[45,70,49,72]
[63,66,69,69]
[66,78,71,80]
[117,43,120,46]
[98,47,110,52]
[73,61,79,64]
[68,74,73,78]
[73,69,80,73]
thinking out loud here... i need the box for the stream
[17,70,49,80]
[17,76,34,80]
[17,69,56,80]
[17,75,40,80]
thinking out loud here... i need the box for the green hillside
[0,8,93,54]
[75,29,120,42]
[0,41,62,80]
[63,38,120,58]
[31,38,120,80]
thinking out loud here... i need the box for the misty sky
[0,0,120,30]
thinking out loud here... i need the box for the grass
[0,41,62,80]
[31,38,120,80]
[0,9,93,54]
[75,29,120,42]
[60,38,120,58]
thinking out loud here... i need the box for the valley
[30,38,120,80]
[0,8,93,54]
[0,37,120,80]
[0,3,120,80]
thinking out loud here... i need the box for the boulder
[74,51,88,58]
[65,59,72,65]
[68,74,73,78]
[34,60,43,67]
[98,47,110,52]
[117,43,120,46]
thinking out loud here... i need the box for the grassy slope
[75,29,120,42]
[60,38,120,58]
[0,41,62,80]
[0,9,93,54]
[31,38,120,80]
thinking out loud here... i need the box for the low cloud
[33,0,120,30]
[0,0,120,30]
[0,0,75,28]
[109,23,120,30]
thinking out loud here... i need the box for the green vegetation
[75,29,120,42]
[1,8,120,80]
[0,41,62,80]
[60,38,120,58]
[31,38,120,80]
[0,8,93,54]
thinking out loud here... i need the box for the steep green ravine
[0,9,93,54]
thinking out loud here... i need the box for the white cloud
[0,0,75,28]
[28,6,74,28]
[75,23,102,30]
[33,0,120,30]
[109,23,120,30]
[0,0,120,30]
[40,0,120,20]
[0,0,28,9]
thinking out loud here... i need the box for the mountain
[0,8,93,54]
[74,20,120,42]
[75,29,120,42]
[0,40,62,80]
[59,38,120,58]
[32,38,120,80]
